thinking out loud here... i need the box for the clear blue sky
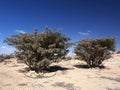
[0,0,120,55]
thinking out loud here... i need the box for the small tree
[4,27,71,72]
[74,37,115,68]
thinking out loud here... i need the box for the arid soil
[0,54,120,90]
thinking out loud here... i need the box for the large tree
[74,37,115,68]
[4,27,71,72]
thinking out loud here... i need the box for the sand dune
[0,54,120,90]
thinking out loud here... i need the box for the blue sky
[0,0,120,55]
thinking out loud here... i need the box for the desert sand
[0,54,120,90]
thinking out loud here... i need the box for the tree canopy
[4,28,71,72]
[74,37,115,68]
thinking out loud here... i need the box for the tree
[4,27,71,72]
[74,37,115,68]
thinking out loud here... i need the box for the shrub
[4,27,71,72]
[66,56,72,60]
[0,54,14,62]
[74,37,115,68]
[4,54,14,59]
[0,54,5,62]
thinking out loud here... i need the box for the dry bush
[5,27,71,72]
[74,37,115,68]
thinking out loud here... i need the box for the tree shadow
[18,67,30,73]
[74,64,105,69]
[101,76,120,82]
[18,65,73,73]
[98,65,105,69]
[74,64,90,69]
[46,65,73,72]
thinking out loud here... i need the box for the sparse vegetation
[0,54,5,62]
[4,27,71,72]
[66,56,72,60]
[74,37,115,68]
[0,54,14,62]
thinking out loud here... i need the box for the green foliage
[15,51,25,60]
[4,27,71,72]
[74,37,115,68]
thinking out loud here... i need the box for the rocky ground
[0,54,120,90]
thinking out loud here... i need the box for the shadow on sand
[18,65,74,78]
[46,65,74,72]
[18,65,73,73]
[74,64,105,69]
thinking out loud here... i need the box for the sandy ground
[0,54,120,90]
